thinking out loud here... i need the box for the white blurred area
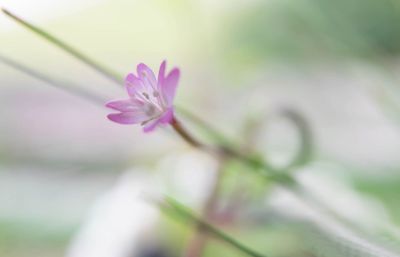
[0,148,217,256]
[267,164,400,256]
[245,64,400,170]
[66,170,161,257]
[0,0,106,30]
[296,163,398,234]
[66,151,217,257]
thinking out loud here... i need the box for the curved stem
[279,109,313,170]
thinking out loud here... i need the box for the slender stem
[171,117,205,148]
[170,117,295,183]
[1,7,122,85]
[160,197,268,257]
[0,54,105,105]
[174,108,278,176]
[184,158,226,257]
[175,106,233,146]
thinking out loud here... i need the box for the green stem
[171,116,295,183]
[175,106,234,147]
[183,157,227,257]
[0,54,105,105]
[160,197,268,257]
[170,117,205,148]
[1,7,123,85]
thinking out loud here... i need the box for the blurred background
[1,0,400,256]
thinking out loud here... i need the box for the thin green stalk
[183,157,227,257]
[171,116,295,183]
[160,197,268,257]
[175,106,234,147]
[0,54,105,105]
[1,7,123,85]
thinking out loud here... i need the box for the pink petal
[158,60,167,85]
[125,73,144,97]
[143,119,160,133]
[107,111,149,125]
[105,98,143,112]
[160,68,180,106]
[142,108,174,133]
[137,63,157,87]
[159,107,174,124]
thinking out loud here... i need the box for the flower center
[142,92,150,100]
[143,103,158,117]
[138,71,165,109]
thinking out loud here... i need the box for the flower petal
[142,119,160,133]
[105,98,143,112]
[160,68,180,106]
[159,107,174,124]
[142,108,174,133]
[158,60,167,85]
[137,63,157,88]
[125,73,144,97]
[107,111,149,125]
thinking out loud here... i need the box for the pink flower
[106,61,180,132]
